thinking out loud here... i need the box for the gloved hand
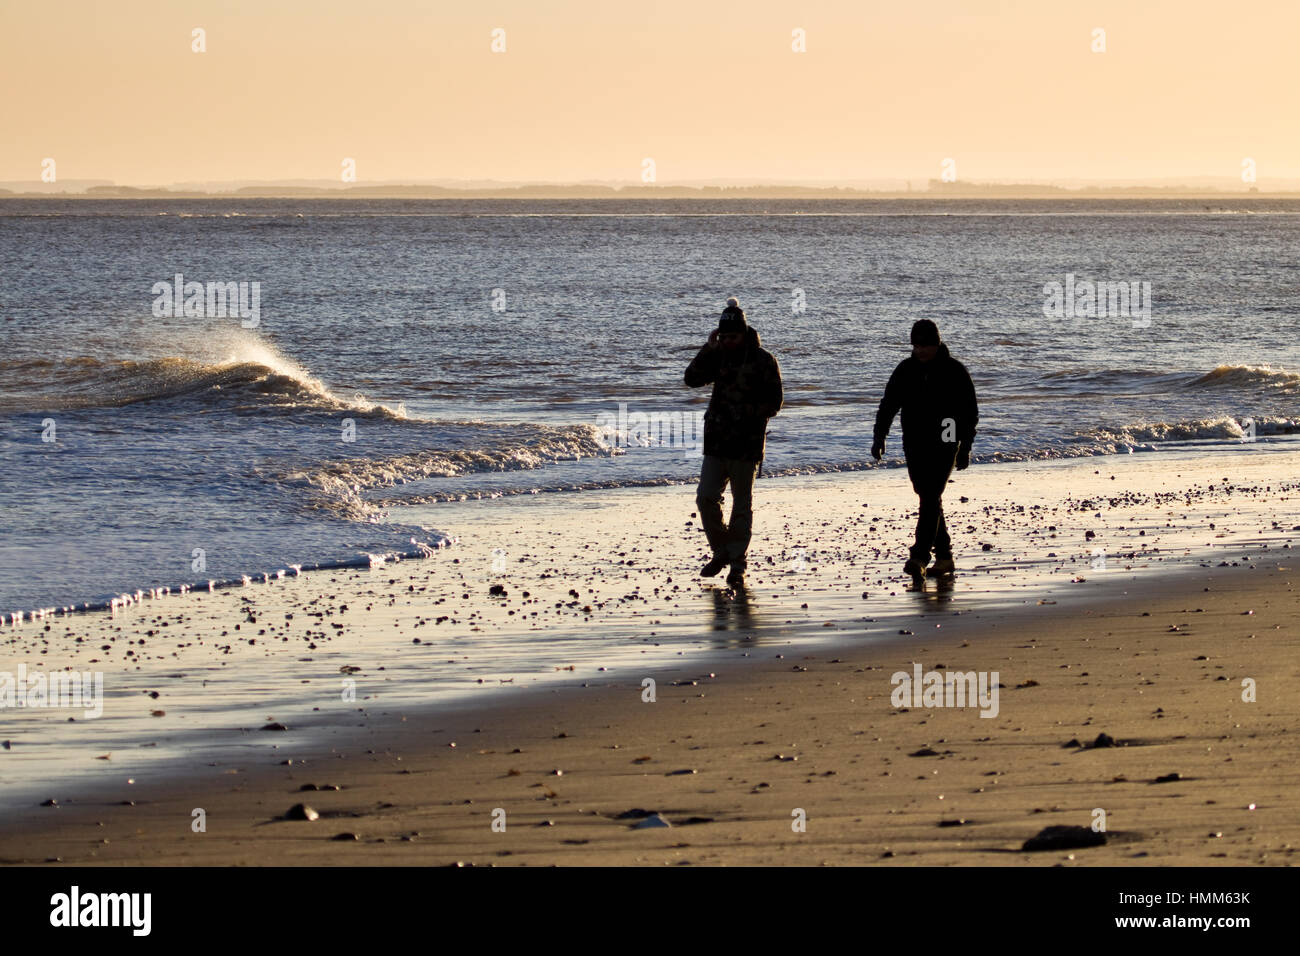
[871,439,884,461]
[956,446,971,471]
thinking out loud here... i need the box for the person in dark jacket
[685,297,783,588]
[871,319,978,579]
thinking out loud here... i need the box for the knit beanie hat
[718,297,747,334]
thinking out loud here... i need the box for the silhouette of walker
[685,297,783,589]
[872,320,979,581]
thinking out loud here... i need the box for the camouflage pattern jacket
[684,327,783,462]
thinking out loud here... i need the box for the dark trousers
[904,442,958,563]
[696,455,759,566]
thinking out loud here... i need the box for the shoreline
[9,433,1299,622]
[3,448,1297,803]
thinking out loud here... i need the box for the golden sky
[3,0,1296,185]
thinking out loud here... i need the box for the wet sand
[1,447,1298,864]
[2,560,1296,866]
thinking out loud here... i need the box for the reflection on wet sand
[907,573,957,611]
[705,583,763,645]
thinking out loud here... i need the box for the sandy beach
[2,447,1297,866]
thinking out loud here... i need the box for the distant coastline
[1,180,1294,201]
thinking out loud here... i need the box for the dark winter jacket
[684,327,783,462]
[873,343,978,453]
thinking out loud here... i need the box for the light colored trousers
[695,455,759,566]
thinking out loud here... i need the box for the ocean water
[3,198,1299,613]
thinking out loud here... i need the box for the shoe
[903,558,926,578]
[929,557,955,576]
[700,557,727,577]
[726,564,746,588]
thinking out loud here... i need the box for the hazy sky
[3,0,1296,185]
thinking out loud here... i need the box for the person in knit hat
[684,297,784,588]
[872,319,979,581]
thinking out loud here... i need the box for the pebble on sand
[1021,825,1107,852]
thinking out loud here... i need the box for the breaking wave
[1187,364,1300,393]
[286,423,618,519]
[0,332,406,417]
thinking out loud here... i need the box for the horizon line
[3,179,1295,200]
